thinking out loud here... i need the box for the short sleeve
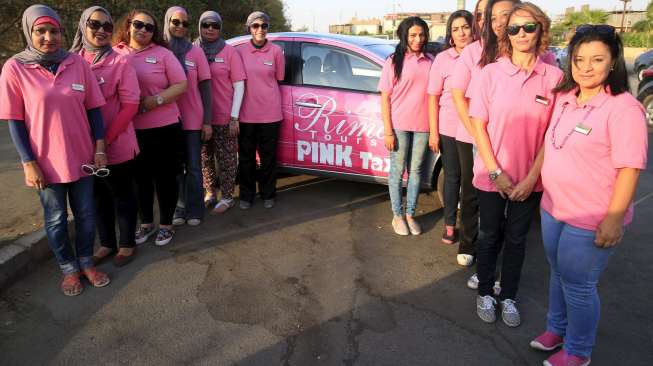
[377,57,395,93]
[0,60,25,120]
[164,49,187,85]
[468,68,491,123]
[195,47,211,82]
[427,55,444,96]
[608,103,648,169]
[275,46,285,81]
[229,48,247,82]
[118,59,141,104]
[450,47,472,91]
[82,58,106,110]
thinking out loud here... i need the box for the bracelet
[95,152,106,155]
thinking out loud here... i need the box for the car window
[300,43,381,93]
[271,40,292,84]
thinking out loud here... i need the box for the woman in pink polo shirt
[162,6,212,228]
[113,9,188,246]
[0,5,110,296]
[378,16,432,236]
[196,11,246,214]
[531,26,647,366]
[469,2,562,327]
[71,6,141,267]
[235,11,285,210]
[451,0,517,292]
[428,10,474,257]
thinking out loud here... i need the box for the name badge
[72,83,85,92]
[263,60,273,66]
[185,60,196,67]
[574,123,592,135]
[535,95,550,106]
[145,57,157,64]
[215,58,225,63]
[98,77,105,85]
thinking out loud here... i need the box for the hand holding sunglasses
[82,164,110,178]
[131,20,155,33]
[506,22,539,36]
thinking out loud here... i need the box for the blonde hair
[499,2,550,58]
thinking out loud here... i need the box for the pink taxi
[229,32,443,194]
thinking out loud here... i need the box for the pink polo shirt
[468,57,563,192]
[114,43,187,130]
[0,54,105,185]
[428,47,463,138]
[236,41,285,123]
[176,45,211,130]
[542,50,558,67]
[541,90,648,230]
[451,40,483,143]
[378,52,432,133]
[81,50,140,165]
[208,45,247,125]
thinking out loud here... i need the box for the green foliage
[560,9,609,28]
[620,1,653,48]
[622,32,649,47]
[0,0,290,57]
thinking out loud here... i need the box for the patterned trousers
[201,125,238,200]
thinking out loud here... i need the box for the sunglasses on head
[201,22,221,30]
[250,23,269,30]
[506,22,539,36]
[170,19,190,28]
[86,19,113,33]
[575,24,615,37]
[130,20,155,33]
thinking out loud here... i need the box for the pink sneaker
[530,331,564,351]
[543,349,590,366]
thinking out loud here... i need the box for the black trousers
[455,141,478,255]
[94,159,138,249]
[238,121,281,202]
[134,123,182,226]
[440,134,460,227]
[476,190,542,300]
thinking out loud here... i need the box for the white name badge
[574,123,592,135]
[145,57,157,64]
[535,95,550,106]
[263,60,273,66]
[185,60,196,67]
[72,83,85,92]
[98,77,105,85]
[215,58,225,63]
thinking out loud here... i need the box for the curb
[0,229,51,291]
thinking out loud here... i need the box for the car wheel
[638,65,647,81]
[436,166,445,208]
[643,94,653,126]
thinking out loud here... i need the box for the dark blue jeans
[38,176,96,274]
[176,130,204,220]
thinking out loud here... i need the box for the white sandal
[211,198,235,214]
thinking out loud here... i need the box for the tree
[560,9,609,28]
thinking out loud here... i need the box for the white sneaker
[476,295,497,323]
[392,216,410,236]
[187,218,201,226]
[467,273,502,295]
[172,217,186,226]
[500,299,521,327]
[457,254,474,266]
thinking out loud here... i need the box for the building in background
[457,0,466,10]
[329,17,382,35]
[382,12,450,41]
[607,10,646,32]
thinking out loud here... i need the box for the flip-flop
[81,267,111,288]
[60,272,83,296]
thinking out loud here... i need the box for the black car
[634,49,653,81]
[636,64,653,126]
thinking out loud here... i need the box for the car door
[289,41,389,181]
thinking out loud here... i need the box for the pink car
[229,32,443,197]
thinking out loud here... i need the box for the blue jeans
[38,176,96,274]
[176,130,204,220]
[388,130,429,217]
[541,209,614,359]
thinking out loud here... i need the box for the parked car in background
[637,64,653,127]
[634,49,653,81]
[228,33,444,197]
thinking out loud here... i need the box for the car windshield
[364,44,395,60]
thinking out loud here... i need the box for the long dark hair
[444,10,474,51]
[479,0,521,67]
[112,9,167,48]
[554,29,629,95]
[391,16,429,81]
[472,0,485,41]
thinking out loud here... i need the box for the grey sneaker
[500,299,521,327]
[467,273,502,295]
[172,207,186,226]
[135,225,156,245]
[476,295,497,323]
[239,200,252,210]
[263,199,275,209]
[405,216,422,235]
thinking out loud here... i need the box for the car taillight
[642,69,653,79]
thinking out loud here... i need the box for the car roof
[228,32,396,48]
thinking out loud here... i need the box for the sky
[284,0,650,32]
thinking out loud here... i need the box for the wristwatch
[155,94,164,106]
[489,168,503,181]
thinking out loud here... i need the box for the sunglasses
[82,164,110,178]
[86,19,114,33]
[130,20,155,33]
[201,22,221,30]
[575,24,616,37]
[506,22,539,36]
[170,19,190,28]
[250,23,269,31]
